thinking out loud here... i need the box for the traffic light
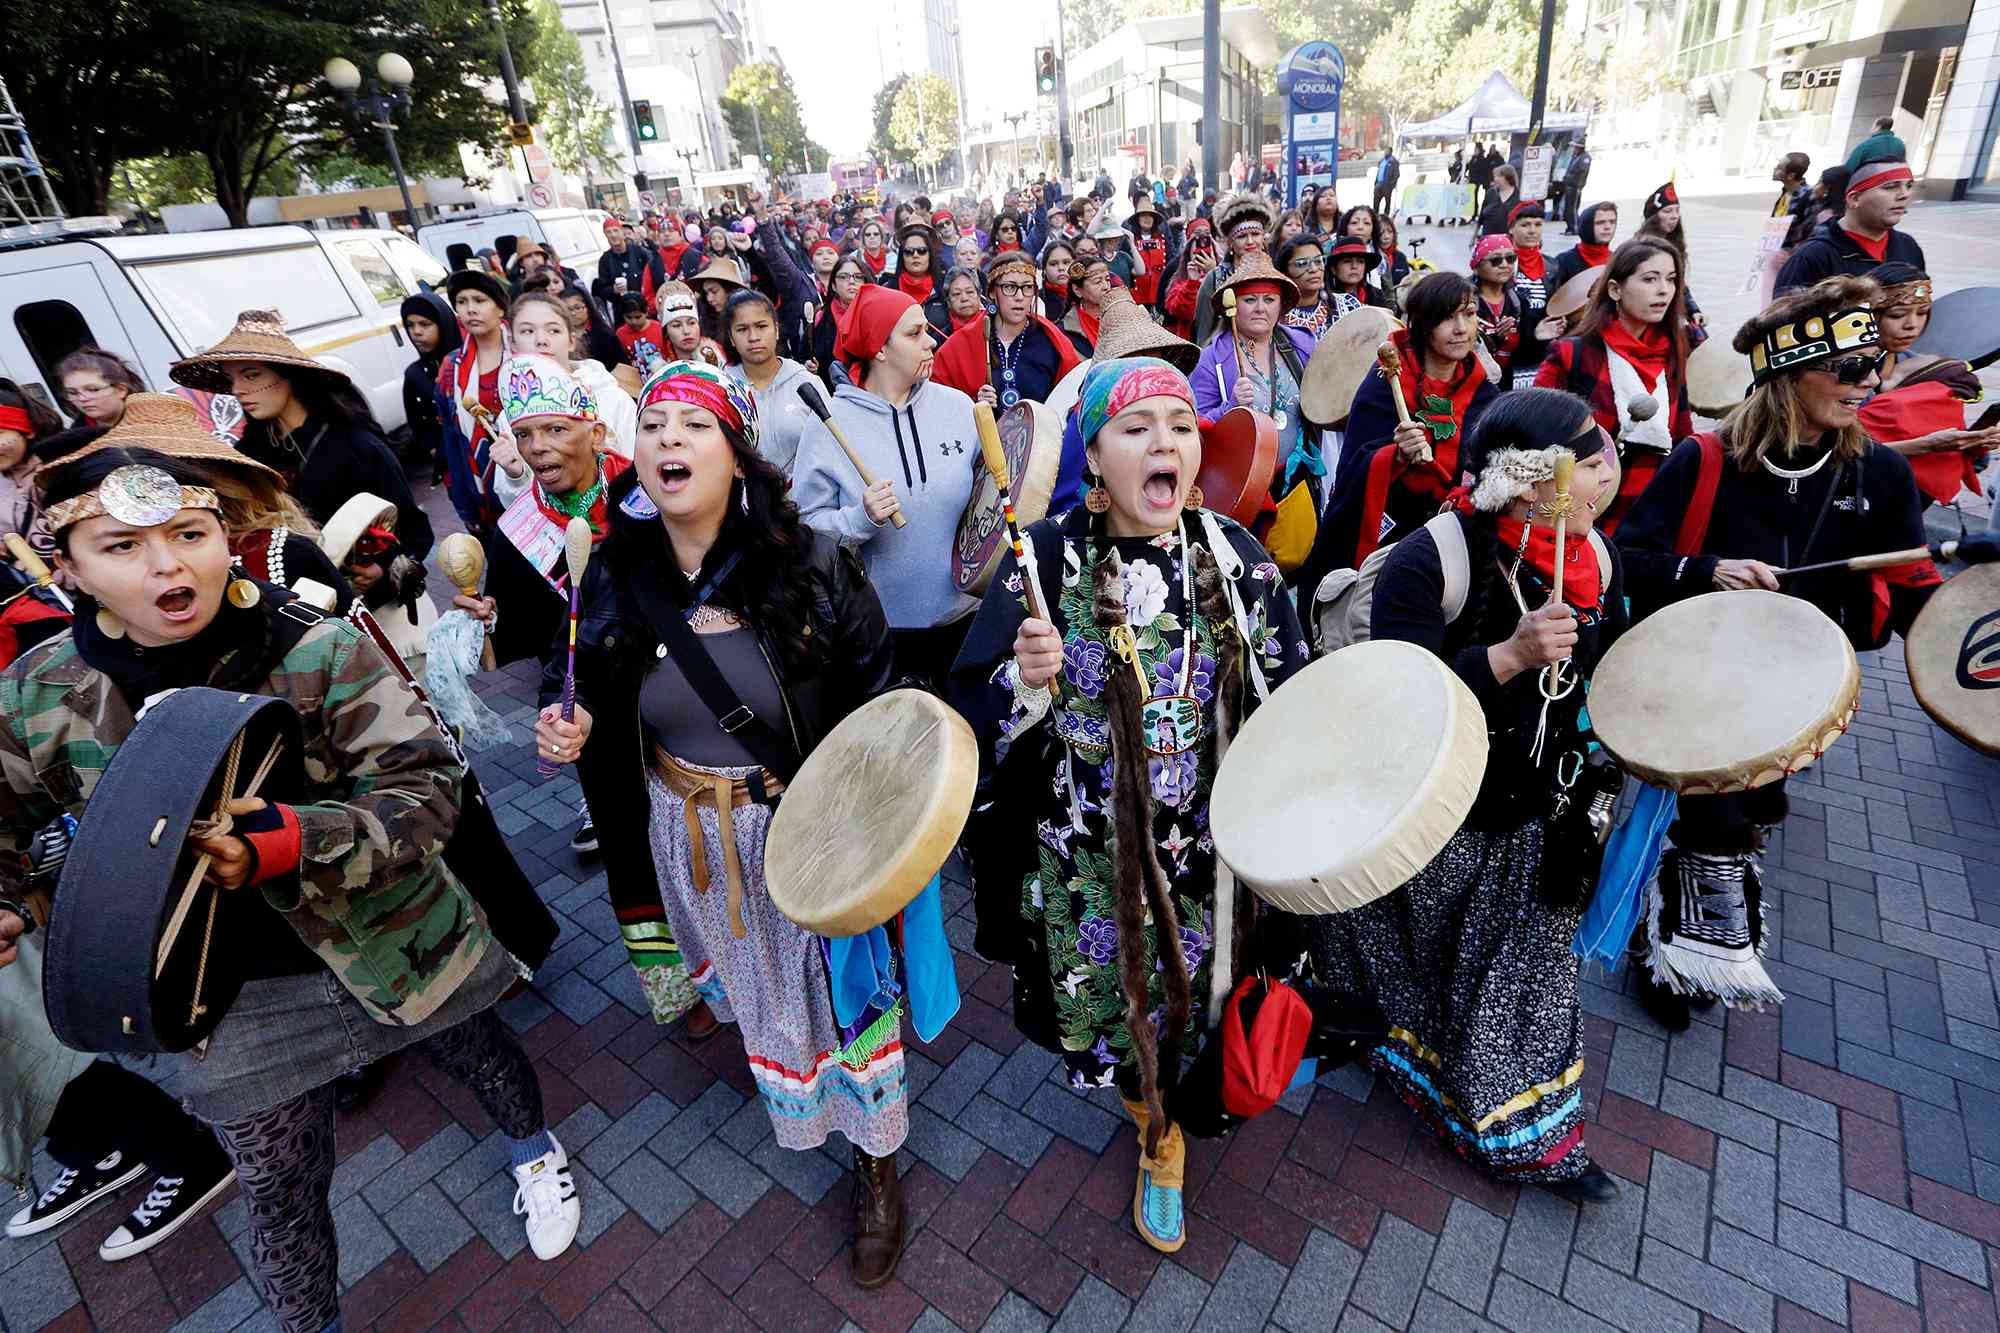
[633,100,657,141]
[1035,48,1057,96]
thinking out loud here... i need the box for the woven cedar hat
[169,309,354,396]
[34,392,279,482]
[1091,288,1200,372]
[1209,251,1299,320]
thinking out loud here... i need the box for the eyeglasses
[64,382,114,398]
[993,282,1036,297]
[1286,256,1322,272]
[1811,351,1887,385]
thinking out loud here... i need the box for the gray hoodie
[732,357,815,477]
[791,376,979,630]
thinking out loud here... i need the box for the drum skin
[1211,640,1489,914]
[954,401,1060,594]
[1044,359,1090,432]
[1195,407,1280,528]
[1686,334,1753,418]
[1907,563,2000,754]
[765,690,978,937]
[1300,307,1402,429]
[1591,590,1859,793]
[43,688,303,1055]
[1545,264,1605,321]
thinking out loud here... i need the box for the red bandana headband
[1470,233,1515,267]
[1848,161,1913,197]
[0,405,32,435]
[638,361,752,440]
[1232,279,1284,300]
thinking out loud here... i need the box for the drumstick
[797,381,907,529]
[437,532,497,671]
[155,736,285,977]
[972,403,1061,700]
[1777,542,1952,578]
[1544,451,1577,693]
[1374,340,1432,464]
[4,533,73,612]
[538,517,593,779]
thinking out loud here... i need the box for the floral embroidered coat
[948,505,1310,1093]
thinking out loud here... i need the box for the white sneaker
[511,1132,580,1260]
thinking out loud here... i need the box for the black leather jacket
[541,526,894,908]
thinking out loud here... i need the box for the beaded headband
[1748,306,1879,385]
[44,464,221,533]
[1876,280,1932,309]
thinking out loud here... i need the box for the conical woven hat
[169,309,354,395]
[1091,289,1199,371]
[34,393,280,481]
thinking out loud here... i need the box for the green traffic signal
[634,99,657,141]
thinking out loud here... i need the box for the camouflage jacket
[0,617,492,1028]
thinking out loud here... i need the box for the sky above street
[767,0,1055,157]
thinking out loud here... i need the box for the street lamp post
[324,53,419,227]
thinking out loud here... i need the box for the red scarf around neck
[1496,515,1603,611]
[859,248,888,276]
[531,451,632,539]
[1077,304,1101,346]
[898,269,935,304]
[1574,241,1611,267]
[1514,246,1546,281]
[1600,318,1670,393]
[950,308,981,332]
[1390,326,1487,499]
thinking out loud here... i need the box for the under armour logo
[940,439,967,456]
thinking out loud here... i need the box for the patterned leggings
[209,1010,544,1333]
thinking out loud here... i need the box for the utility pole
[1527,0,1559,141]
[951,22,970,189]
[1201,0,1220,192]
[485,0,534,182]
[1053,0,1074,182]
[597,0,644,160]
[687,48,721,170]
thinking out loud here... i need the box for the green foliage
[0,0,544,225]
[889,73,959,176]
[719,61,828,176]
[527,0,621,179]
[1352,0,1596,137]
[870,74,909,165]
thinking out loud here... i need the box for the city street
[7,189,2000,1333]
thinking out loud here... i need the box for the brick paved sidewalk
[10,643,2000,1332]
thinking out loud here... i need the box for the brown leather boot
[682,999,720,1042]
[850,1147,906,1288]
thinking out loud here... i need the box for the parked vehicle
[415,206,613,278]
[0,223,445,434]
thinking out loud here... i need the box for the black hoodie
[399,289,460,467]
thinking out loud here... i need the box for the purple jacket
[1190,326,1319,420]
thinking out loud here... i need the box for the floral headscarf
[1075,357,1196,449]
[501,354,596,424]
[638,358,759,451]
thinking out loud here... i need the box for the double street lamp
[323,52,419,227]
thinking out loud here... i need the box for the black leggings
[209,1009,544,1333]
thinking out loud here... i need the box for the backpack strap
[1674,432,1726,557]
[1586,528,1613,589]
[1198,510,1271,702]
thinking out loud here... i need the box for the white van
[416,206,612,283]
[0,223,449,436]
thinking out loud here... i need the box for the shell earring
[94,606,125,640]
[226,568,261,609]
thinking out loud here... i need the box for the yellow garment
[1265,481,1318,573]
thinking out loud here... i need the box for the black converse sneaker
[6,1150,145,1238]
[570,815,599,855]
[97,1164,236,1262]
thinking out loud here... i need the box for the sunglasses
[1812,351,1887,385]
[1484,254,1517,265]
[1286,256,1323,272]
[903,246,930,256]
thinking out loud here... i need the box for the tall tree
[0,0,544,226]
[527,0,622,181]
[719,61,828,175]
[889,74,959,183]
[870,74,909,166]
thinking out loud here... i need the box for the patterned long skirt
[1304,820,1589,1182]
[644,763,908,1158]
